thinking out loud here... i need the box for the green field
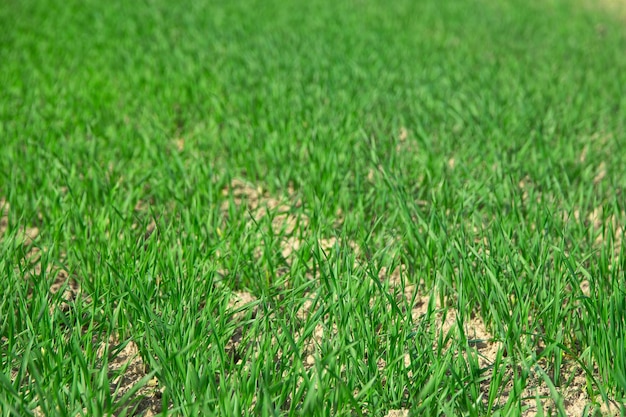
[1,0,625,415]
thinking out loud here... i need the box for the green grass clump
[1,0,625,415]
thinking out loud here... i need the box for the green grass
[1,0,626,415]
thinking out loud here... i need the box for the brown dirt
[98,338,163,416]
[4,169,624,415]
[2,198,162,416]
[379,261,622,416]
[221,178,306,260]
[219,179,625,415]
[220,178,358,275]
[1,198,78,309]
[384,410,409,417]
[0,198,8,236]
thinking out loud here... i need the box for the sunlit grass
[1,0,625,415]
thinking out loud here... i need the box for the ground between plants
[1,0,626,415]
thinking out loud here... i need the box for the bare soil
[3,175,624,415]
